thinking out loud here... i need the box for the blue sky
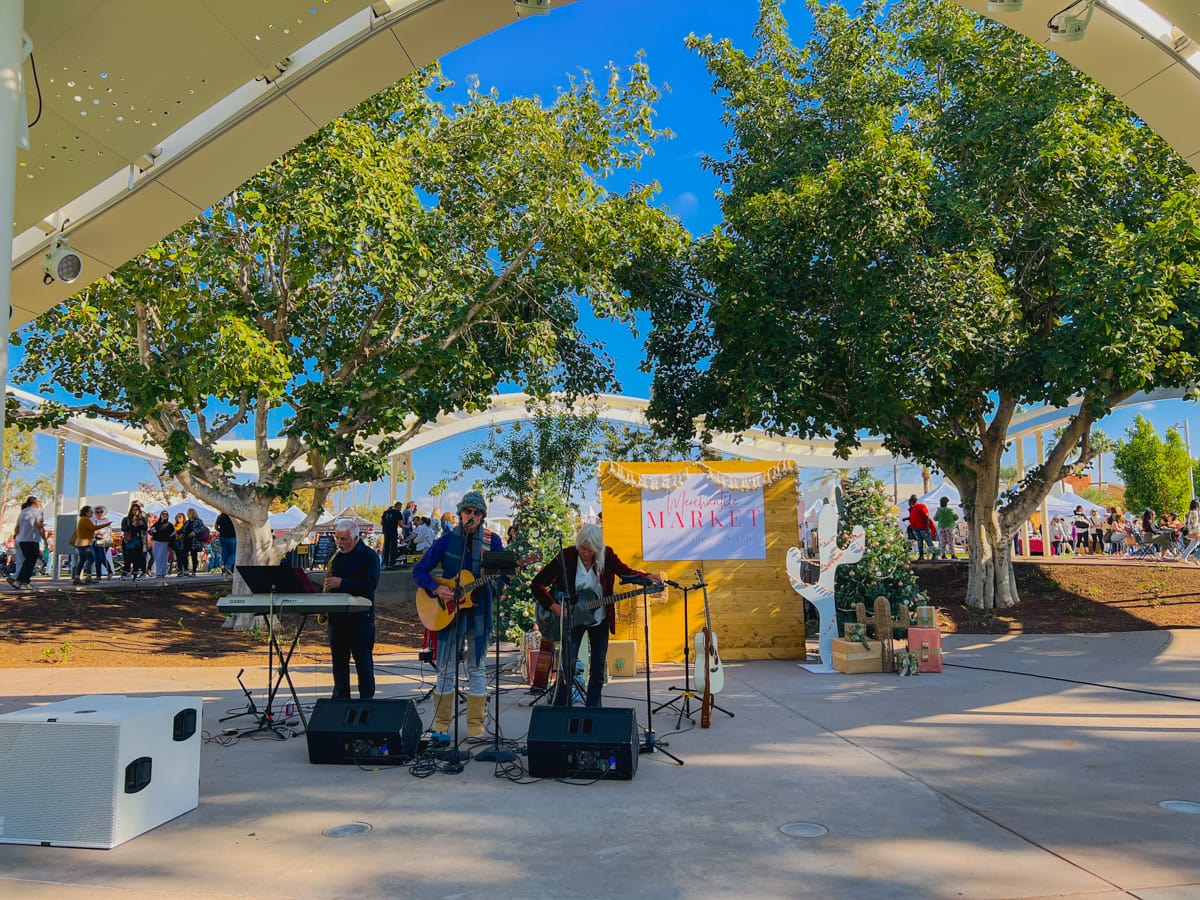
[17,0,1200,509]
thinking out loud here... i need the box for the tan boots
[431,693,486,739]
[467,695,486,740]
[431,692,453,735]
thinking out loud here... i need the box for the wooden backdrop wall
[599,460,805,664]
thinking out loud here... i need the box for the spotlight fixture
[1049,0,1095,43]
[987,0,1023,12]
[42,236,83,286]
[513,0,551,16]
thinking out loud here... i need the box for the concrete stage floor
[2,631,1200,899]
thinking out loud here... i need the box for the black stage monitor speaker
[306,699,422,765]
[526,706,638,780]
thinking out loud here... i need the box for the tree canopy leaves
[642,0,1200,607]
[12,60,687,563]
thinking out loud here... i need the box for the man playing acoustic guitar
[531,523,661,708]
[412,492,507,740]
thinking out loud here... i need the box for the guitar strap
[439,527,491,657]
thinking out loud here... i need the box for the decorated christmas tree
[834,469,927,630]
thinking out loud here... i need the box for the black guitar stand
[652,578,702,728]
[658,573,733,726]
[636,583,683,766]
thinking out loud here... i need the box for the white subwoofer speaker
[0,694,202,848]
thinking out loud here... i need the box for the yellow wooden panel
[600,460,805,663]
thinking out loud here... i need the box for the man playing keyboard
[324,517,381,700]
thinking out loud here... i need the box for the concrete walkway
[2,632,1200,899]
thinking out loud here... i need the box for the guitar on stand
[692,570,733,727]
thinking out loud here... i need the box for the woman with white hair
[531,523,660,708]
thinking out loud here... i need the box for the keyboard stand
[238,601,311,740]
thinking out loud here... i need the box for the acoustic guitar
[416,552,539,632]
[693,569,724,725]
[530,638,555,689]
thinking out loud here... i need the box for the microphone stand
[475,564,515,763]
[436,525,471,770]
[637,581,683,766]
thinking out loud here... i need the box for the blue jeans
[912,528,933,559]
[435,614,489,697]
[327,606,375,699]
[93,544,112,577]
[219,537,236,573]
[70,547,90,580]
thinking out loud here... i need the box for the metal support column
[0,1,28,447]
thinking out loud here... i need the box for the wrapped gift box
[843,622,868,641]
[895,651,919,677]
[915,605,937,628]
[831,638,883,674]
[907,626,943,673]
[607,640,638,677]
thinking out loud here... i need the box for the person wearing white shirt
[413,516,435,553]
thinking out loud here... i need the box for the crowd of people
[902,493,1200,563]
[1042,500,1200,562]
[379,500,465,569]
[2,497,238,590]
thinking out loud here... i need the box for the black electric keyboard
[217,593,372,615]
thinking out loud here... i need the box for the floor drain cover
[779,821,828,838]
[322,822,372,837]
[1160,800,1200,814]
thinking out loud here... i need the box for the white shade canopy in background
[269,505,308,531]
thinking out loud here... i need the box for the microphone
[664,579,687,591]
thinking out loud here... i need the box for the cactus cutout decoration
[854,596,911,673]
[788,485,865,673]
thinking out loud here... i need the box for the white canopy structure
[5,0,1197,332]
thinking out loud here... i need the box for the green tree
[598,422,712,463]
[504,473,578,641]
[643,0,1200,608]
[1115,415,1192,516]
[0,428,53,531]
[11,62,685,577]
[453,408,600,638]
[834,470,926,626]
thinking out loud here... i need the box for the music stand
[234,565,318,738]
[238,565,320,594]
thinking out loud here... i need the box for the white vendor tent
[269,505,308,531]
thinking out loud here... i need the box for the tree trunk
[966,500,1020,610]
[222,510,280,631]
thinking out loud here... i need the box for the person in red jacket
[905,494,934,561]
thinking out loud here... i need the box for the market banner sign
[641,474,767,561]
